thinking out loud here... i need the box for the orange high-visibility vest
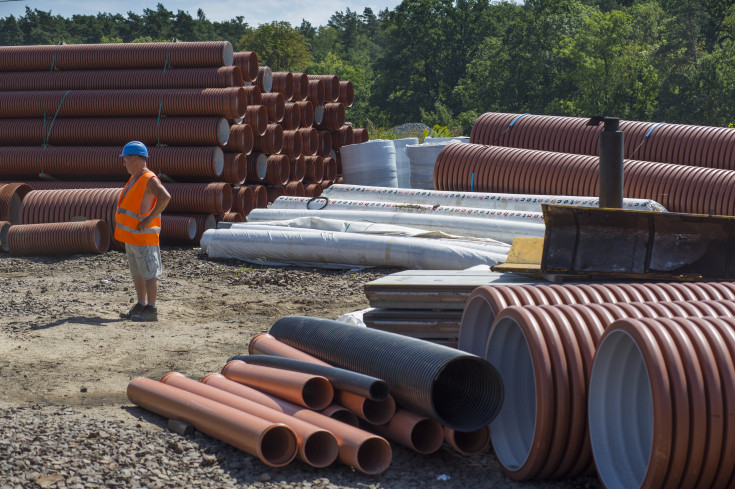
[114,170,161,246]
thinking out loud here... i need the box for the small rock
[259,473,271,482]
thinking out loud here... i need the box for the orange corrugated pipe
[261,92,285,123]
[160,372,339,468]
[308,74,340,102]
[242,85,261,105]
[338,81,354,107]
[298,127,318,156]
[244,105,267,136]
[245,184,268,208]
[266,185,286,204]
[295,101,315,127]
[233,51,259,82]
[223,124,254,155]
[0,182,32,223]
[221,360,333,410]
[367,409,444,455]
[253,124,283,154]
[271,72,294,101]
[127,376,298,467]
[281,103,302,130]
[8,219,110,255]
[307,80,326,107]
[264,155,290,185]
[291,73,309,101]
[281,130,303,159]
[201,373,392,475]
[290,155,306,183]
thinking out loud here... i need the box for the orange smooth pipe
[202,373,392,475]
[249,332,330,366]
[444,426,491,456]
[320,403,360,427]
[221,360,333,410]
[335,390,396,425]
[160,372,338,468]
[368,409,444,455]
[126,376,297,467]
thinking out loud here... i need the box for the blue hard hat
[120,141,149,158]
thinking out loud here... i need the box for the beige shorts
[125,243,162,280]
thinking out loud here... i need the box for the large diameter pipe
[159,372,338,468]
[335,391,396,425]
[366,409,444,455]
[221,360,333,410]
[201,373,392,474]
[268,316,504,431]
[228,354,389,401]
[126,376,297,467]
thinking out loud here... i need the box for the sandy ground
[0,247,600,489]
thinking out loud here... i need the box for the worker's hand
[137,217,151,230]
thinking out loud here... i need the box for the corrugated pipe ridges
[164,183,233,214]
[215,153,247,185]
[459,281,735,356]
[232,186,255,215]
[253,124,284,155]
[224,124,254,155]
[242,85,261,106]
[323,157,338,182]
[433,143,735,215]
[291,73,309,101]
[266,186,287,205]
[295,101,315,128]
[305,184,323,198]
[0,146,224,180]
[338,81,354,107]
[335,390,396,425]
[290,156,306,183]
[366,408,444,455]
[160,215,197,243]
[0,182,32,223]
[0,66,242,91]
[352,128,369,143]
[281,130,303,159]
[0,88,248,119]
[160,372,339,468]
[285,181,305,197]
[298,128,318,156]
[0,117,230,147]
[487,300,735,481]
[281,103,301,130]
[317,131,333,157]
[0,41,233,72]
[221,360,334,411]
[261,92,285,123]
[218,212,244,223]
[12,182,124,191]
[331,125,353,150]
[127,376,298,468]
[192,213,216,242]
[201,373,392,475]
[7,219,110,255]
[308,75,340,102]
[590,316,735,489]
[246,153,268,182]
[443,426,491,456]
[317,103,346,131]
[268,316,504,431]
[256,66,273,93]
[0,221,10,252]
[271,72,294,101]
[320,180,334,190]
[265,155,291,185]
[19,188,120,233]
[303,156,324,183]
[233,51,259,83]
[245,184,268,208]
[244,106,267,136]
[307,80,326,107]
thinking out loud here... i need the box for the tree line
[3,0,735,134]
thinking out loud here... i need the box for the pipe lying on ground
[127,376,298,468]
[366,409,444,455]
[249,333,330,365]
[335,390,396,425]
[0,220,10,252]
[320,404,360,426]
[443,426,491,456]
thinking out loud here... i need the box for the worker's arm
[138,177,172,230]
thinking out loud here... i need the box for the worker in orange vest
[115,141,171,322]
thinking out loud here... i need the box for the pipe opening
[186,218,196,240]
[256,153,268,180]
[324,407,359,426]
[589,330,653,489]
[302,377,333,410]
[487,317,535,469]
[411,419,444,454]
[368,381,390,402]
[314,106,324,125]
[0,222,9,252]
[362,396,395,425]
[217,118,230,146]
[259,425,298,467]
[356,437,392,475]
[213,147,225,176]
[450,426,490,454]
[459,294,494,356]
[223,43,234,67]
[302,431,339,468]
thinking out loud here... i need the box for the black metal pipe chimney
[588,116,623,208]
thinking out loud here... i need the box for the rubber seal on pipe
[306,196,328,210]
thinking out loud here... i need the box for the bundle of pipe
[307,80,326,107]
[6,219,110,255]
[316,103,346,131]
[264,155,291,186]
[303,156,324,183]
[352,128,369,143]
[487,300,735,481]
[338,81,354,107]
[246,153,268,182]
[253,124,284,154]
[242,85,262,106]
[0,41,234,71]
[0,182,32,223]
[232,186,255,216]
[458,281,735,356]
[271,72,294,101]
[305,184,323,197]
[267,316,503,431]
[256,66,273,93]
[244,106,268,136]
[0,220,9,252]
[214,153,246,185]
[281,103,301,130]
[233,51,259,83]
[471,112,735,170]
[291,73,309,101]
[261,93,285,123]
[308,75,340,103]
[19,187,120,227]
[281,130,303,159]
[246,184,268,208]
[296,101,315,127]
[165,183,233,214]
[321,184,666,212]
[590,316,735,489]
[285,181,305,196]
[160,215,197,243]
[298,128,318,156]
[331,125,353,151]
[290,156,306,183]
[223,124,254,155]
[193,213,217,242]
[433,143,735,215]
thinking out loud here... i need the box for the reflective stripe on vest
[114,170,161,246]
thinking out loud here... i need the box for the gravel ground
[0,247,602,489]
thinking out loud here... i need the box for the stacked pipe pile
[455,280,735,488]
[128,317,497,475]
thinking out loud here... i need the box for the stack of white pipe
[340,140,397,187]
[392,138,418,188]
[423,136,470,144]
[406,140,467,189]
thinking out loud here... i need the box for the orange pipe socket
[127,376,297,467]
[249,332,330,366]
[160,372,338,468]
[201,373,392,475]
[444,426,491,456]
[336,390,396,425]
[368,409,444,455]
[221,360,333,410]
[320,404,360,426]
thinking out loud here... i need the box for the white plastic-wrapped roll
[392,138,418,188]
[340,140,398,187]
[423,136,470,144]
[407,141,463,189]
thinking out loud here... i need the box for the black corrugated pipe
[228,354,390,402]
[268,316,503,431]
[589,116,624,208]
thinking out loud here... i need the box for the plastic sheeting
[340,140,398,188]
[406,140,467,189]
[423,136,470,144]
[392,138,418,188]
[322,184,668,213]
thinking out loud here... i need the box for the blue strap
[631,122,665,158]
[43,89,71,149]
[493,113,530,145]
[50,41,62,72]
[470,172,475,192]
[644,122,665,139]
[509,113,530,128]
[163,39,176,74]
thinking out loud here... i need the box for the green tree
[239,21,311,71]
[0,16,24,45]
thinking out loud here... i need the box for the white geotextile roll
[270,196,544,223]
[340,140,397,187]
[247,208,545,243]
[392,138,418,188]
[406,141,466,189]
[322,184,669,213]
[201,227,506,269]
[423,136,470,144]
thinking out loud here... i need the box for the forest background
[2,0,734,136]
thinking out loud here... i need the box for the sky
[0,0,405,27]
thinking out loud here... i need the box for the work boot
[131,305,158,322]
[120,302,145,319]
